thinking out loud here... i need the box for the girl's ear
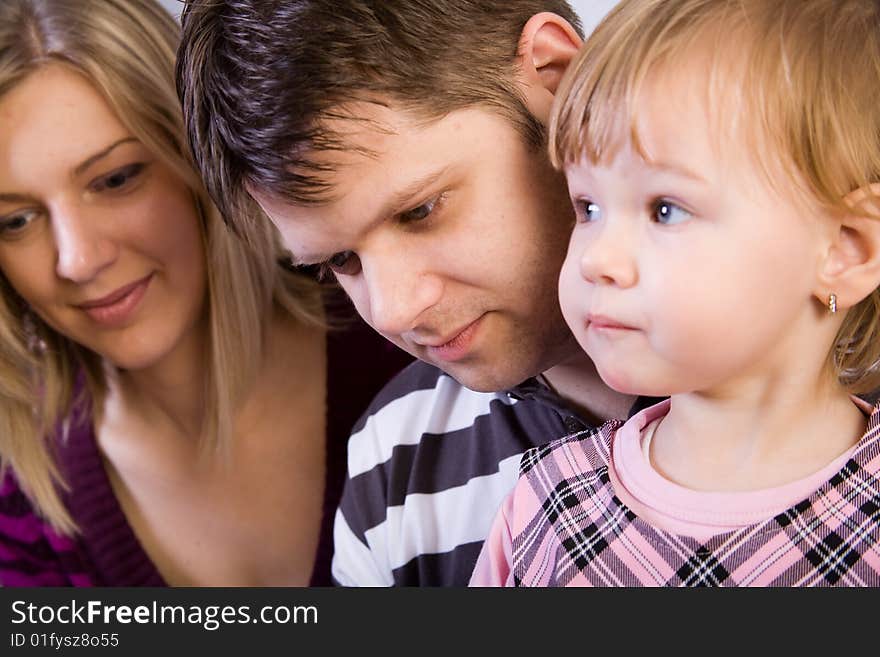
[515,12,583,124]
[817,184,880,311]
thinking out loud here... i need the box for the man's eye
[324,250,361,277]
[88,163,146,193]
[400,196,438,223]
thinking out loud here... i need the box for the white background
[158,0,617,35]
[571,0,618,33]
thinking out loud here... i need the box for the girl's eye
[0,209,38,236]
[88,163,145,193]
[400,196,439,223]
[652,200,692,225]
[322,250,362,278]
[576,199,601,223]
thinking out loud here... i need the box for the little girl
[471,0,880,586]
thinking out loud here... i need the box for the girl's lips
[586,314,638,331]
[78,273,153,327]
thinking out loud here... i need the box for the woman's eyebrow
[72,137,138,177]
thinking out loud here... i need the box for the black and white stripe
[332,360,591,586]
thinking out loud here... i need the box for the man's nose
[362,251,443,336]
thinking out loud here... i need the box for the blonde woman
[0,0,409,586]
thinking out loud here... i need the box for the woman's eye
[576,199,601,223]
[324,250,362,277]
[652,200,692,225]
[89,163,145,193]
[400,197,438,223]
[0,209,38,235]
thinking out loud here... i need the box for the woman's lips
[77,273,153,327]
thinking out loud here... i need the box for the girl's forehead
[575,59,814,214]
[580,59,745,175]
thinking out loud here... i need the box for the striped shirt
[494,403,880,586]
[331,360,655,586]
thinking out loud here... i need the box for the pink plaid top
[472,402,880,586]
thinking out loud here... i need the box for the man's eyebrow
[288,165,452,266]
[73,137,139,176]
[378,165,452,219]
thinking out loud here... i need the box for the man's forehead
[249,188,348,264]
[251,104,520,261]
[278,100,519,203]
[252,156,453,229]
[265,103,409,204]
[270,106,470,203]
[310,99,424,163]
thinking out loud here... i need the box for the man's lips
[414,315,485,363]
[77,274,153,309]
[417,319,482,348]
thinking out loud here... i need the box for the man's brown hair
[176,0,582,233]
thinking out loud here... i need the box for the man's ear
[516,12,583,125]
[816,184,880,312]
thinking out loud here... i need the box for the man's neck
[541,351,636,425]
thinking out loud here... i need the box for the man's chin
[437,361,531,393]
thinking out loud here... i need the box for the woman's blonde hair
[549,0,880,396]
[0,0,323,533]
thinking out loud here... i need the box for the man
[176,0,652,585]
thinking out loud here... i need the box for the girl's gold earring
[828,293,838,314]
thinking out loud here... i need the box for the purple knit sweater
[0,315,411,587]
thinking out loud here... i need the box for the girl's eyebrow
[643,157,707,183]
[0,191,30,203]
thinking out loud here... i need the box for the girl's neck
[544,349,637,425]
[106,313,211,441]
[649,374,867,492]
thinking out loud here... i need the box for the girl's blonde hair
[0,0,323,534]
[549,0,880,396]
